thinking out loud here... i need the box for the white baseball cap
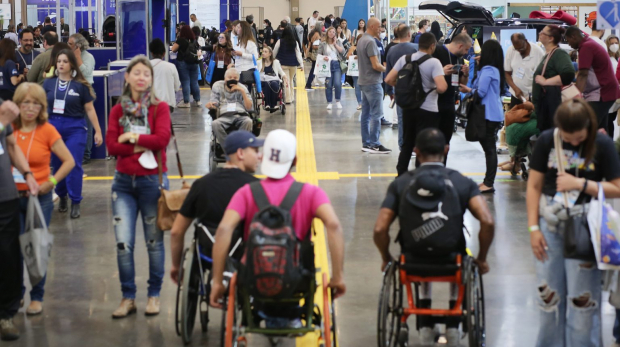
[261,129,297,179]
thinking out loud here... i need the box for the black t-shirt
[381,164,480,216]
[432,44,465,112]
[530,129,620,198]
[179,168,258,237]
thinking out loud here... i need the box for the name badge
[130,125,148,135]
[451,73,459,87]
[26,65,32,70]
[515,67,525,79]
[0,142,4,155]
[0,72,4,86]
[217,60,224,69]
[53,99,66,114]
[226,103,236,112]
[12,167,25,183]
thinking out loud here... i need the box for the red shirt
[579,36,620,102]
[226,174,331,240]
[106,101,171,176]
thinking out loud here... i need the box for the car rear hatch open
[419,0,495,26]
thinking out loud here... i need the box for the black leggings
[479,121,501,188]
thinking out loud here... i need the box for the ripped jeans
[111,172,169,299]
[534,218,602,347]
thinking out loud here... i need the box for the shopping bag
[252,55,262,93]
[197,64,202,81]
[19,196,54,287]
[205,55,216,84]
[315,55,332,78]
[346,56,359,77]
[589,183,620,269]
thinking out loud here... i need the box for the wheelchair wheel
[321,272,335,347]
[199,271,212,332]
[465,264,486,347]
[224,274,245,347]
[180,242,201,344]
[175,248,190,337]
[281,104,286,115]
[209,142,218,173]
[253,91,261,116]
[377,262,402,347]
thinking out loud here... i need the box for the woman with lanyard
[106,56,171,319]
[210,32,234,86]
[317,26,345,110]
[42,49,102,219]
[0,39,25,100]
[230,21,258,90]
[12,82,74,315]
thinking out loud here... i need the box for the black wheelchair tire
[281,104,286,115]
[199,271,211,332]
[175,248,190,337]
[466,265,486,347]
[209,140,218,173]
[377,262,402,347]
[181,242,201,344]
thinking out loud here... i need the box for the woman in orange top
[12,82,74,315]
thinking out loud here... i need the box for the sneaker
[112,298,137,319]
[418,327,434,346]
[265,105,271,111]
[177,102,190,108]
[367,145,392,154]
[195,101,202,107]
[381,118,393,127]
[145,297,160,316]
[26,301,43,316]
[357,104,362,110]
[59,196,68,212]
[82,158,91,165]
[361,145,371,152]
[326,104,332,110]
[445,328,460,347]
[336,102,343,109]
[0,319,19,341]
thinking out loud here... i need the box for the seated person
[206,68,254,148]
[373,128,494,347]
[257,46,289,112]
[169,130,263,283]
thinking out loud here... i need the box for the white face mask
[611,43,619,53]
[380,32,386,39]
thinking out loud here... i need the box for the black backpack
[395,54,435,110]
[241,181,304,300]
[397,169,464,257]
[183,40,200,64]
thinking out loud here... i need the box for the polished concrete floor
[10,68,619,347]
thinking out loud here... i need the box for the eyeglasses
[21,101,42,109]
[219,36,226,39]
[539,32,551,37]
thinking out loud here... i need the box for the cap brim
[261,159,292,179]
[252,139,265,147]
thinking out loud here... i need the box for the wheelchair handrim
[377,262,401,347]
[181,244,200,343]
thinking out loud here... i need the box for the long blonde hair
[325,27,337,45]
[122,55,159,105]
[607,35,620,60]
[13,83,48,130]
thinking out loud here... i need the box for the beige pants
[281,65,297,103]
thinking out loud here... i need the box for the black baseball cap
[405,170,445,210]
[224,130,264,155]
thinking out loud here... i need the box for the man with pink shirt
[210,129,346,309]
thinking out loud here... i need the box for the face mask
[226,80,238,89]
[380,32,386,39]
[611,44,619,53]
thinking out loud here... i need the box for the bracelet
[49,176,58,186]
[528,225,540,233]
[582,179,588,193]
[23,171,33,179]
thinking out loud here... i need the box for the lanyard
[444,45,453,65]
[16,126,37,161]
[17,49,33,67]
[54,78,71,102]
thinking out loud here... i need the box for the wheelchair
[175,222,243,345]
[240,71,263,116]
[260,77,286,115]
[377,253,485,347]
[208,108,262,173]
[223,239,337,347]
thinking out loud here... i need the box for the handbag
[464,91,486,142]
[156,110,190,231]
[553,128,596,260]
[205,54,216,84]
[505,102,534,127]
[19,196,54,287]
[340,60,348,74]
[541,48,582,102]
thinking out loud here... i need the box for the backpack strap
[405,54,412,65]
[250,182,271,211]
[416,54,432,65]
[279,181,304,211]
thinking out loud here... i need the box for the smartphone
[452,64,462,72]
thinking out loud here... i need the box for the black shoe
[59,197,68,212]
[367,145,392,154]
[70,204,80,219]
[82,158,91,165]
[381,118,393,126]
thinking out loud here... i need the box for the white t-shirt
[392,52,445,112]
[504,42,545,97]
[308,17,317,30]
[591,36,607,50]
[150,59,181,107]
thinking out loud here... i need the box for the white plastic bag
[588,183,620,270]
[314,55,332,78]
[20,196,54,286]
[346,56,359,77]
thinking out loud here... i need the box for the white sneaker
[177,102,190,108]
[356,104,362,110]
[336,102,342,109]
[326,104,332,110]
[419,327,434,346]
[195,101,202,107]
[53,193,59,202]
[445,328,460,347]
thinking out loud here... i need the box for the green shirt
[27,47,52,85]
[532,48,574,105]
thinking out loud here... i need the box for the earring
[54,69,59,76]
[71,70,77,78]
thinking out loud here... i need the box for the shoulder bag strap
[541,47,557,77]
[279,181,304,211]
[554,128,570,206]
[250,181,271,210]
[170,123,184,178]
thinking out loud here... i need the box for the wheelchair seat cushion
[401,252,463,277]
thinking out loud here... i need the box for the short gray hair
[225,68,240,79]
[284,16,291,24]
[70,33,90,50]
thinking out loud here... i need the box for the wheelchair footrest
[244,327,316,336]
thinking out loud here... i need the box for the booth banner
[315,55,331,78]
[0,4,11,19]
[598,0,620,29]
[346,57,359,77]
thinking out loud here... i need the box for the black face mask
[226,80,238,89]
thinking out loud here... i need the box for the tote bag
[19,196,54,287]
[315,55,332,78]
[205,55,216,84]
[346,56,359,77]
[588,182,620,269]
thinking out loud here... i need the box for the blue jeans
[360,83,384,147]
[535,218,602,347]
[614,309,620,343]
[305,60,315,88]
[84,117,93,160]
[325,61,342,102]
[397,105,403,150]
[177,60,200,103]
[19,192,53,302]
[111,172,169,299]
[50,116,87,204]
[353,76,362,105]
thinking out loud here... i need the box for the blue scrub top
[43,77,95,118]
[0,60,19,91]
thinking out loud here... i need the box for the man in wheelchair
[205,68,254,149]
[373,128,495,346]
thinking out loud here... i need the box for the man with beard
[15,28,40,79]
